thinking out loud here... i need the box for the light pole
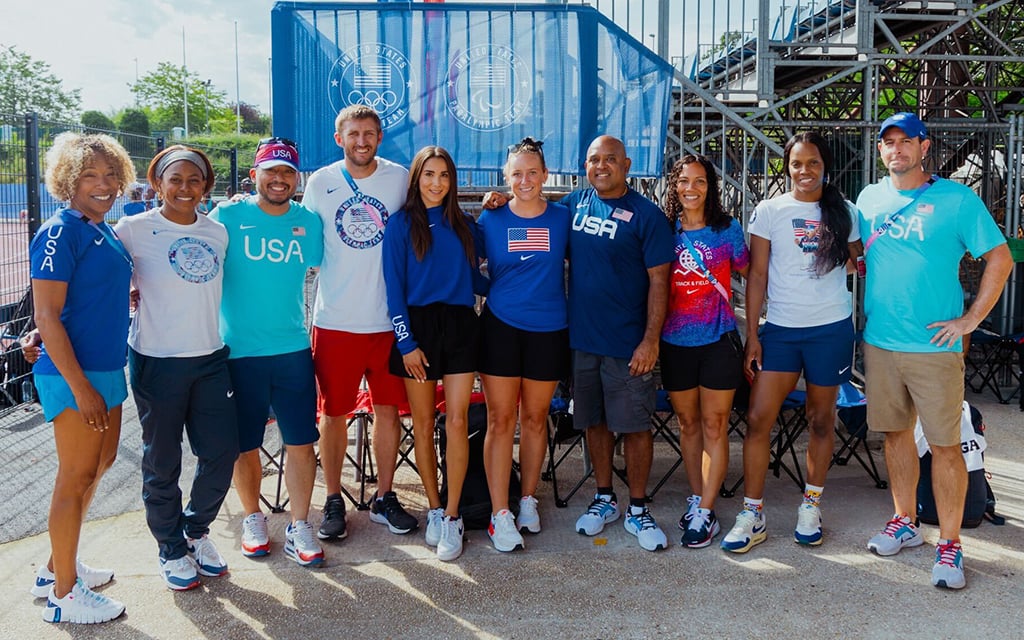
[204,79,212,133]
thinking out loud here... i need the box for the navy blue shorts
[228,349,319,453]
[759,316,854,387]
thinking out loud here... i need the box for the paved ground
[1,389,1021,639]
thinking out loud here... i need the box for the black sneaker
[681,508,721,549]
[369,491,419,534]
[317,494,348,541]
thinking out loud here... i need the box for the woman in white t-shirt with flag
[720,131,863,554]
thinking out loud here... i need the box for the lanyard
[68,209,134,270]
[677,225,730,302]
[339,165,385,229]
[864,175,937,253]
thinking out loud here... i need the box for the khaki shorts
[863,343,964,447]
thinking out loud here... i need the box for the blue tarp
[271,2,673,176]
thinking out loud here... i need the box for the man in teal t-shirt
[210,138,326,568]
[857,112,1012,591]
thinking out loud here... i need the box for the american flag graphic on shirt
[507,228,550,252]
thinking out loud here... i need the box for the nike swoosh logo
[520,254,535,261]
[838,366,850,375]
[326,186,341,194]
[240,225,256,230]
[686,288,699,295]
[227,390,234,398]
[576,204,587,209]
[468,430,482,440]
[429,223,436,228]
[94,238,104,246]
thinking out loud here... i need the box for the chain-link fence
[0,112,240,422]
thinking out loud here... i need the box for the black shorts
[660,332,744,392]
[389,303,479,380]
[478,304,569,381]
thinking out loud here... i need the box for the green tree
[81,110,115,131]
[118,108,151,137]
[129,62,228,135]
[233,102,271,135]
[0,45,81,120]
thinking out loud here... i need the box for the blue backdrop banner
[271,2,674,176]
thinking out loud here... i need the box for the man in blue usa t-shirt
[562,136,674,551]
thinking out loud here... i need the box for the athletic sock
[802,484,824,508]
[743,497,764,516]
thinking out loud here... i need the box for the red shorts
[312,327,407,417]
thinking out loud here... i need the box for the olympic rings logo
[182,259,213,273]
[346,223,380,238]
[348,90,398,113]
[167,237,220,283]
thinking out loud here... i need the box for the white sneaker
[31,559,114,598]
[436,516,465,561]
[43,578,125,624]
[575,494,621,536]
[720,509,767,553]
[284,520,325,567]
[794,504,823,546]
[159,555,200,591]
[241,512,270,557]
[187,535,228,576]
[517,495,541,534]
[488,510,525,552]
[867,514,923,556]
[623,506,667,551]
[932,541,966,590]
[424,507,445,547]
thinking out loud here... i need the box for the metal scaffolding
[570,0,1024,331]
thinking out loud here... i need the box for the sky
[6,0,281,114]
[4,0,744,116]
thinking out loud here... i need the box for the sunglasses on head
[257,136,297,149]
[507,139,544,156]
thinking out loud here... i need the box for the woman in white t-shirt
[721,132,863,554]
[114,146,238,591]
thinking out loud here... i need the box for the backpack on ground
[915,402,1004,528]
[438,402,521,529]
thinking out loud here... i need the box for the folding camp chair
[341,389,421,510]
[647,389,683,500]
[543,381,629,507]
[259,417,290,513]
[721,388,808,496]
[830,381,887,489]
[966,328,1024,404]
[544,385,590,508]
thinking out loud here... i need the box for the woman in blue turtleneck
[382,145,484,562]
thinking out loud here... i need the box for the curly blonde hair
[44,132,136,202]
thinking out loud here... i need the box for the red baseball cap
[254,138,299,171]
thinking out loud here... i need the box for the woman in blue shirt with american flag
[476,137,571,553]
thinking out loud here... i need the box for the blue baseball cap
[879,112,928,140]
